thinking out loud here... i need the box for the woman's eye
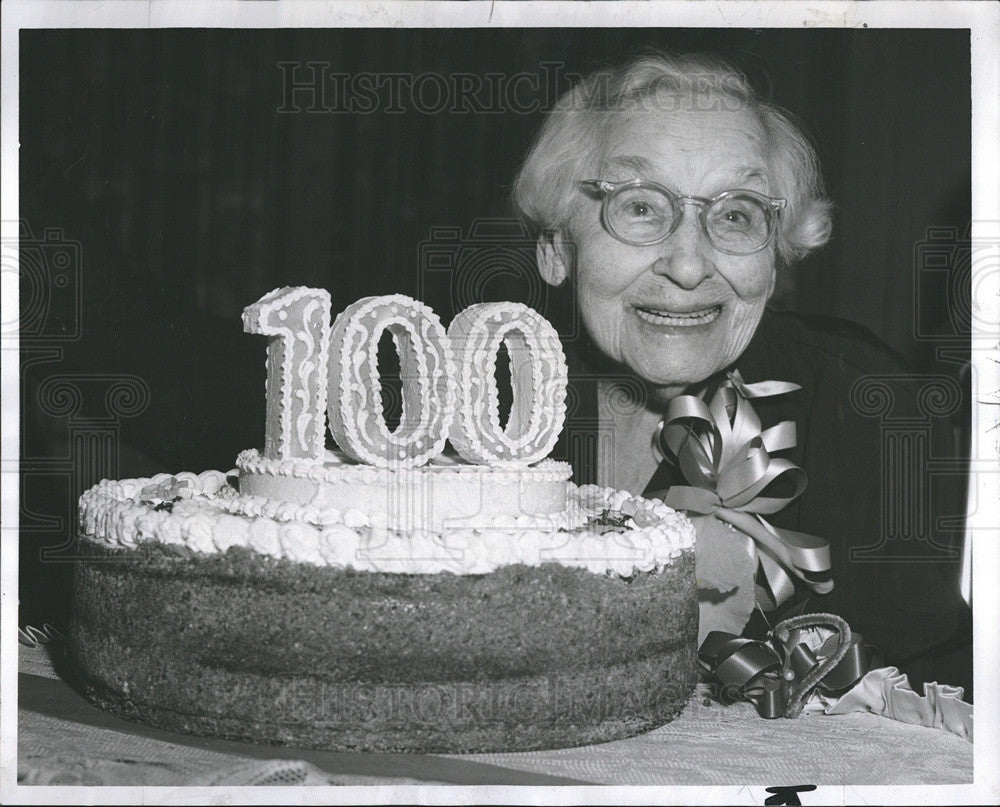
[616,196,661,219]
[711,200,763,230]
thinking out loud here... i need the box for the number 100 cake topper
[243,288,568,468]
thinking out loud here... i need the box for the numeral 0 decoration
[244,289,567,467]
[328,295,456,468]
[448,303,567,466]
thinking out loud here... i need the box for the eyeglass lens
[606,186,773,252]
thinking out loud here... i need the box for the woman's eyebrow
[731,168,769,186]
[602,154,656,177]
[602,158,769,184]
[703,167,771,194]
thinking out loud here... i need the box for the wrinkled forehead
[593,100,773,190]
[617,80,750,116]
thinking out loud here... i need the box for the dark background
[19,28,971,631]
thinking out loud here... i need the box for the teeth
[635,306,721,326]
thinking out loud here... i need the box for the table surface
[17,642,973,787]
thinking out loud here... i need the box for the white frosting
[447,302,567,466]
[327,295,457,468]
[242,287,331,462]
[79,471,695,577]
[236,448,574,531]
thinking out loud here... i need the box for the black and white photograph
[2,1,998,803]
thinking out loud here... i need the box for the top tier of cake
[237,448,573,532]
[240,290,577,528]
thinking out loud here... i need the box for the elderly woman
[514,53,970,693]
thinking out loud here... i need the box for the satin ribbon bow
[651,369,832,611]
[700,613,874,719]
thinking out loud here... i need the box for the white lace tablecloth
[17,643,972,787]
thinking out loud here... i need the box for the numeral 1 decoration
[244,290,568,467]
[243,287,331,461]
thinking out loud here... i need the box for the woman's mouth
[633,304,722,327]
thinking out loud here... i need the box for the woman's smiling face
[563,102,778,389]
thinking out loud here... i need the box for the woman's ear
[536,229,570,287]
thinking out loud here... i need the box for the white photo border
[2,2,998,805]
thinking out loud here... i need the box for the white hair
[513,52,833,267]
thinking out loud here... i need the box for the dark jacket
[553,308,972,694]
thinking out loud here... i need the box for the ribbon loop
[699,614,874,720]
[788,643,819,680]
[699,632,782,689]
[815,635,874,692]
[727,369,802,399]
[657,371,832,611]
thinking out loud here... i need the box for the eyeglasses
[578,179,786,256]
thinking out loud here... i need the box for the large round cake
[68,290,699,753]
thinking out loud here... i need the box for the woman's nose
[651,208,714,289]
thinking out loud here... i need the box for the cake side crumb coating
[69,540,697,753]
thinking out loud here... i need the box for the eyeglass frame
[578,179,787,256]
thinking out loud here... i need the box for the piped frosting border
[79,471,695,577]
